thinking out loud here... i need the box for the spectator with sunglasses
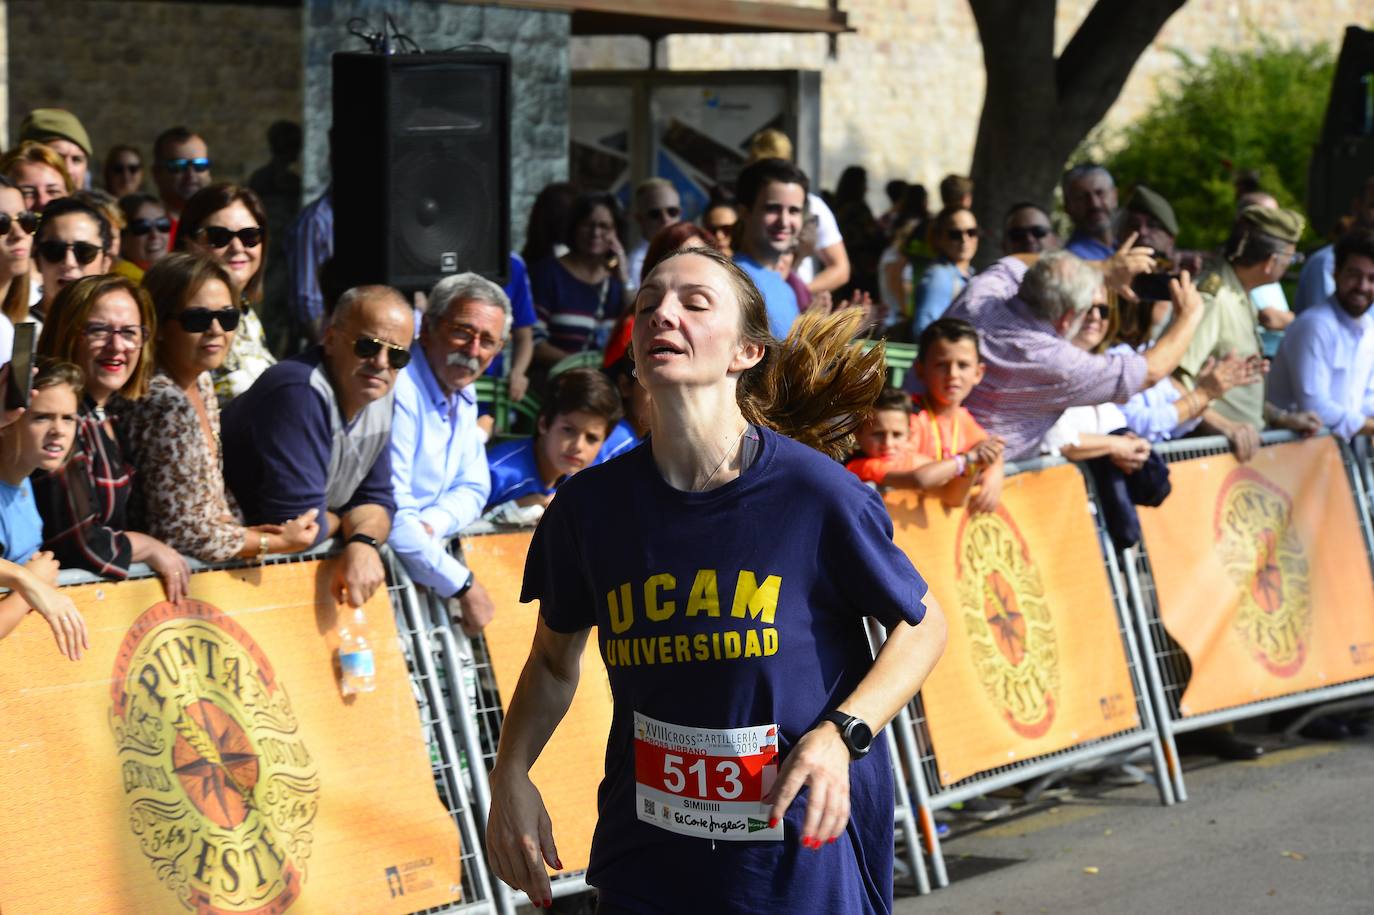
[625,178,682,296]
[118,193,171,272]
[178,183,277,406]
[1,141,72,214]
[74,189,142,284]
[911,206,979,336]
[1002,202,1059,256]
[32,197,112,329]
[0,177,38,362]
[222,285,410,608]
[125,253,319,562]
[104,145,144,199]
[150,126,211,241]
[32,274,192,601]
[701,185,738,257]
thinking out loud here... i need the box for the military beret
[18,109,91,157]
[1125,185,1178,237]
[1238,204,1305,244]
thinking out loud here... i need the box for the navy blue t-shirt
[523,426,927,914]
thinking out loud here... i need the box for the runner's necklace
[691,423,748,492]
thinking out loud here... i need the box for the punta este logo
[110,600,320,914]
[956,508,1059,738]
[1213,468,1312,677]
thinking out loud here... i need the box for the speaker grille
[391,137,497,279]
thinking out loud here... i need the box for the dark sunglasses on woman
[0,211,40,236]
[37,240,104,266]
[126,217,172,236]
[1007,225,1051,243]
[109,163,142,175]
[197,226,263,249]
[946,227,980,241]
[172,307,241,333]
[353,335,411,370]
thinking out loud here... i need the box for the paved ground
[895,733,1374,915]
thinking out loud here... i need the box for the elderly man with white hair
[942,251,1205,461]
[389,272,511,634]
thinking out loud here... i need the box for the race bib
[633,712,783,841]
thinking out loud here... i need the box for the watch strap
[346,533,380,552]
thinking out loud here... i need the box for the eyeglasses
[109,163,142,175]
[126,217,172,236]
[946,228,980,241]
[705,222,736,235]
[1007,225,1051,243]
[82,322,147,345]
[172,307,241,333]
[353,336,411,369]
[37,240,105,266]
[196,225,262,249]
[443,321,503,354]
[647,206,681,221]
[0,211,40,236]
[162,157,211,174]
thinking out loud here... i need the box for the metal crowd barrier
[54,542,499,915]
[886,456,1174,891]
[1122,431,1374,802]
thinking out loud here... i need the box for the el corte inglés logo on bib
[1213,467,1312,677]
[955,508,1059,738]
[110,599,320,914]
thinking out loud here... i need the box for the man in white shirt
[624,178,681,294]
[1269,228,1374,438]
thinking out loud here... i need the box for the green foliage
[1087,39,1334,250]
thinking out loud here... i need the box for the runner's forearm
[832,595,947,732]
[492,619,590,775]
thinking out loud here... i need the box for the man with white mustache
[389,273,511,635]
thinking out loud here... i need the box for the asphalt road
[895,733,1374,915]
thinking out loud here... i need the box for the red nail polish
[554,858,563,870]
[544,900,553,908]
[827,836,837,845]
[768,818,778,829]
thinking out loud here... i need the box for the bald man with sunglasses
[222,285,412,607]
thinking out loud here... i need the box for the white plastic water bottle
[338,607,377,696]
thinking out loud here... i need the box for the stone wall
[574,0,1369,212]
[302,0,570,250]
[7,0,301,185]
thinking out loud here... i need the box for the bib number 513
[662,754,744,800]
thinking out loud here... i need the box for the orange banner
[1137,437,1374,716]
[464,531,612,875]
[888,464,1141,786]
[0,559,462,915]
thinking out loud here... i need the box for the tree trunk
[967,0,1188,267]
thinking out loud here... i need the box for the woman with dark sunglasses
[118,193,170,271]
[32,197,112,331]
[124,253,318,562]
[0,176,37,360]
[104,145,144,199]
[177,183,276,406]
[911,206,980,337]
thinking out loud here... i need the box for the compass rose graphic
[171,699,261,829]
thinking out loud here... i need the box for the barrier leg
[893,703,949,889]
[889,724,931,896]
[1121,546,1188,803]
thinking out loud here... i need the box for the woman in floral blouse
[176,183,276,406]
[126,253,318,563]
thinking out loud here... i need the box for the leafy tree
[1095,40,1335,250]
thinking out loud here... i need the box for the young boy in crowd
[0,360,88,659]
[484,368,624,519]
[847,317,1005,511]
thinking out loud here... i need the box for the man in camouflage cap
[1173,205,1321,461]
[1119,185,1178,261]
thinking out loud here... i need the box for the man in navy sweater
[223,285,413,607]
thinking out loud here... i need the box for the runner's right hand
[486,768,561,908]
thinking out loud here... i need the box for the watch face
[848,720,874,752]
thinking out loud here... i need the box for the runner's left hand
[764,723,852,848]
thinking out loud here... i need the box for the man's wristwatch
[453,572,475,599]
[346,533,380,552]
[822,711,874,760]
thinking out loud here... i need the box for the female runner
[486,246,947,914]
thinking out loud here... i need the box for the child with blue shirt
[484,368,623,517]
[0,360,89,660]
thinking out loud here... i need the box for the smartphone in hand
[3,322,36,411]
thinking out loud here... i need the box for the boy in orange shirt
[847,317,1004,511]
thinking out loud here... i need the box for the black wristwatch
[346,533,380,552]
[822,711,874,760]
[453,572,476,599]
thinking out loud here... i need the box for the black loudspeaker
[1307,26,1374,237]
[332,51,511,291]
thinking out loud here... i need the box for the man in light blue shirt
[390,273,511,634]
[1269,229,1374,439]
[1295,176,1374,313]
[1062,163,1117,261]
[732,157,803,337]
